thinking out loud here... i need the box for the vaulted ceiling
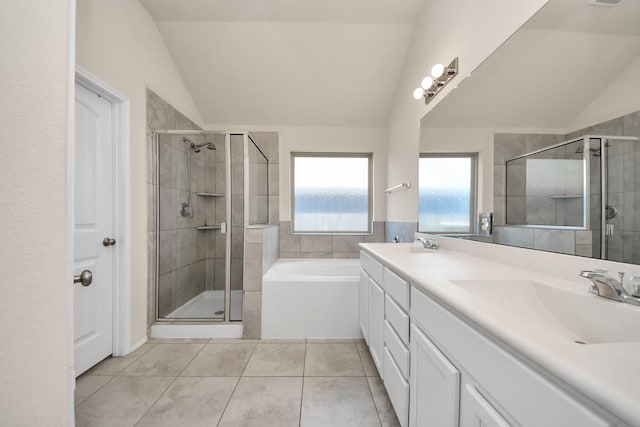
[421,0,640,129]
[140,0,425,126]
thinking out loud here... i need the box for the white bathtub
[261,259,362,339]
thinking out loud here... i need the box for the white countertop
[360,242,640,426]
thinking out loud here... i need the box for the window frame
[290,152,373,235]
[418,152,478,235]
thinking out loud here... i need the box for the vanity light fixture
[412,57,458,105]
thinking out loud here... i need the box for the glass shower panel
[506,139,585,227]
[229,134,244,321]
[604,139,625,262]
[156,133,226,320]
[248,137,269,225]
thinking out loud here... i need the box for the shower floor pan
[166,290,243,321]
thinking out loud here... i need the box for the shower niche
[154,131,269,322]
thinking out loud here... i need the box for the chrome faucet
[579,270,640,306]
[415,237,439,250]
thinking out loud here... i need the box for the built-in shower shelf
[196,225,222,230]
[547,195,584,199]
[196,192,224,197]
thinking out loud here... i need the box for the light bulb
[431,63,445,78]
[412,88,424,100]
[421,76,433,90]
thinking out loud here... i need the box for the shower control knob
[102,237,116,247]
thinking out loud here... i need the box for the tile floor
[75,338,400,427]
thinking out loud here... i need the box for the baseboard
[127,335,148,355]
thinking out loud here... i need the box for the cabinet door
[359,269,370,344]
[410,323,460,427]
[461,384,511,427]
[369,277,385,378]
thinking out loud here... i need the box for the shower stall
[505,135,639,262]
[154,131,269,323]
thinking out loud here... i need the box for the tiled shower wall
[493,110,640,261]
[146,89,203,328]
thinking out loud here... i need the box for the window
[291,153,372,233]
[419,153,477,234]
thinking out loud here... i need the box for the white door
[73,83,115,376]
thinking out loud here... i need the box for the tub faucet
[415,237,439,250]
[579,270,640,306]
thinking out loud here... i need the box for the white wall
[386,0,549,222]
[76,0,204,344]
[567,51,640,133]
[277,126,387,222]
[0,1,72,424]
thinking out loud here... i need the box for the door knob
[74,270,93,287]
[103,237,116,247]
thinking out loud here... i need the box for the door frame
[72,66,132,359]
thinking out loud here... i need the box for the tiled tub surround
[279,221,385,259]
[361,237,640,426]
[243,225,279,339]
[493,110,640,261]
[75,338,399,427]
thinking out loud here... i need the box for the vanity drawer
[384,320,410,379]
[384,347,409,427]
[360,251,384,284]
[385,294,409,345]
[384,267,410,310]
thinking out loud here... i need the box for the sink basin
[450,280,640,344]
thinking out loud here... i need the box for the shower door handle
[606,224,615,236]
[74,270,93,287]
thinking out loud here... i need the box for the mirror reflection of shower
[505,135,640,261]
[180,137,216,218]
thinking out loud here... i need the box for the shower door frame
[153,130,244,324]
[596,135,640,260]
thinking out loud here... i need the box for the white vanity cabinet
[360,246,622,427]
[360,251,411,426]
[359,269,370,343]
[359,251,385,377]
[411,286,613,427]
[409,323,459,427]
[460,383,510,427]
[369,276,385,376]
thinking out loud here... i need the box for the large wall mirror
[420,0,640,264]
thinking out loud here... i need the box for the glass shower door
[602,139,625,262]
[156,132,227,320]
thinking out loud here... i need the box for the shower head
[192,142,216,152]
[182,137,216,153]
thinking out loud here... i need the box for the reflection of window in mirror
[419,153,478,234]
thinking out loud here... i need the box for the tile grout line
[74,375,117,409]
[215,340,259,427]
[76,342,158,410]
[132,342,208,427]
[356,344,384,427]
[299,339,308,427]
